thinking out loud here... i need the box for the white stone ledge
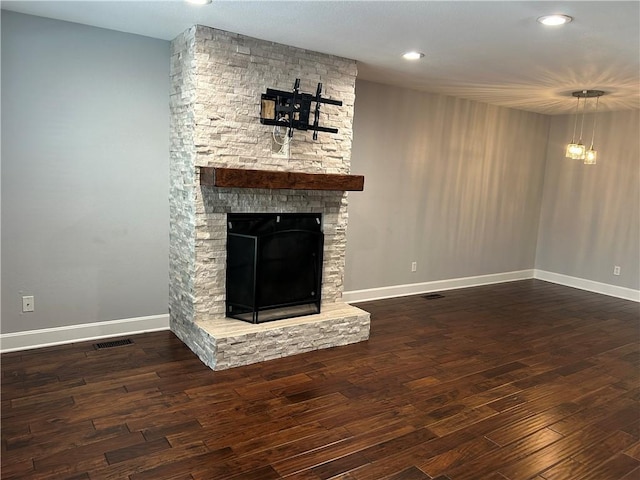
[191,302,370,370]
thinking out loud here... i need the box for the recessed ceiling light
[537,14,573,26]
[185,0,212,4]
[402,51,425,61]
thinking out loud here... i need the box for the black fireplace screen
[226,213,324,323]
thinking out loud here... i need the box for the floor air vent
[93,339,133,350]
[423,293,445,300]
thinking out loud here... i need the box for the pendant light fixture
[584,94,602,165]
[565,90,605,164]
[565,94,584,158]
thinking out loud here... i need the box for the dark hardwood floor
[2,279,639,480]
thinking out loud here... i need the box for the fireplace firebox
[226,213,324,323]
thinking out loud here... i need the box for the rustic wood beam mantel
[199,167,364,192]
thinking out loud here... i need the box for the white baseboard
[0,314,170,353]
[342,268,640,304]
[3,270,635,353]
[534,270,640,302]
[342,269,535,304]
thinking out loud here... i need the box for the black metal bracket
[259,78,342,139]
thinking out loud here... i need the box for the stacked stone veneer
[169,25,370,370]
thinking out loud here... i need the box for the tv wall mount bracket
[260,78,342,140]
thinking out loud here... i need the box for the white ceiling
[2,1,639,115]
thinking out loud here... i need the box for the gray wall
[536,110,640,289]
[345,80,550,291]
[1,12,170,334]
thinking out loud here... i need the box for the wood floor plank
[540,431,637,480]
[126,446,231,480]
[383,466,431,480]
[573,453,640,480]
[1,280,638,479]
[338,444,427,480]
[497,424,631,480]
[485,403,580,446]
[105,437,171,464]
[271,421,417,477]
[619,466,640,479]
[95,441,215,480]
[624,441,640,461]
[418,435,499,477]
[444,426,565,480]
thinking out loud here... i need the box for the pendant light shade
[565,90,604,164]
[565,95,583,158]
[567,142,586,159]
[584,95,601,165]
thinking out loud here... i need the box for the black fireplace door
[257,229,322,308]
[226,213,324,323]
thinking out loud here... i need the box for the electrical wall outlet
[411,261,417,272]
[613,265,621,276]
[22,295,35,312]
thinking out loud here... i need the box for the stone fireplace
[169,25,370,370]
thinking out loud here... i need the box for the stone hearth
[182,303,369,371]
[169,25,370,370]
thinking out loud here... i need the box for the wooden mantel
[199,167,364,192]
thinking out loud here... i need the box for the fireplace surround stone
[169,25,370,370]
